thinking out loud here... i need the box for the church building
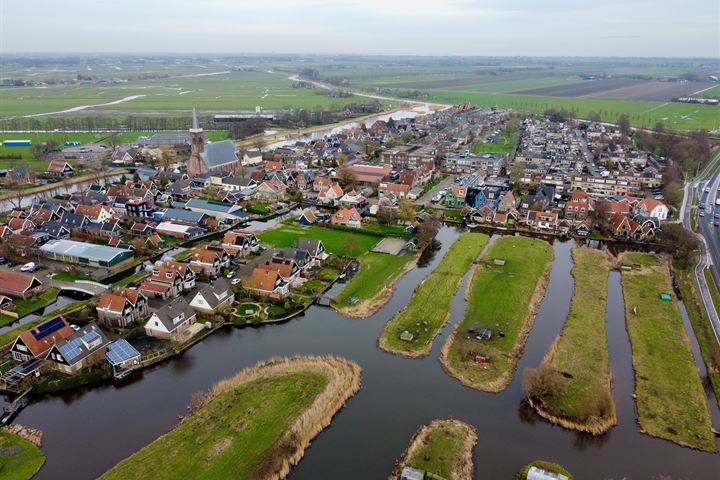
[186,108,242,176]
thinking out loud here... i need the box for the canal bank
[5,229,720,479]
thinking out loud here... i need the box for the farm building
[40,239,134,267]
[0,270,43,299]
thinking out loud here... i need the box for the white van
[20,262,35,272]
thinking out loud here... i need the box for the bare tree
[399,198,416,223]
[377,206,399,225]
[415,216,440,250]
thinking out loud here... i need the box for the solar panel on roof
[32,317,65,340]
[106,340,140,365]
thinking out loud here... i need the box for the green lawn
[0,431,45,480]
[100,372,327,480]
[538,248,615,426]
[50,271,85,282]
[621,252,715,452]
[442,236,553,391]
[257,225,380,257]
[402,420,475,479]
[471,130,517,154]
[245,203,270,215]
[380,233,489,356]
[333,252,413,305]
[0,288,59,328]
[0,131,104,164]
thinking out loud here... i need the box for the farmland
[441,236,553,392]
[379,232,488,357]
[257,224,380,257]
[0,70,386,118]
[528,248,616,434]
[620,253,715,452]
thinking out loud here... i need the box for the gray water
[8,228,720,479]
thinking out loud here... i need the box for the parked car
[226,271,236,279]
[0,257,6,265]
[7,262,17,268]
[700,211,706,217]
[20,262,35,272]
[231,278,241,285]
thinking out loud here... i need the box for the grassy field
[0,71,381,118]
[0,288,59,328]
[333,252,413,306]
[101,372,327,480]
[442,236,553,392]
[697,85,720,98]
[0,431,45,480]
[257,224,380,257]
[535,248,615,431]
[396,419,476,480]
[425,90,719,131]
[620,252,715,452]
[471,130,517,154]
[379,233,489,356]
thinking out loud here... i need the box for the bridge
[47,279,108,296]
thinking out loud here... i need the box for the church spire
[191,107,200,131]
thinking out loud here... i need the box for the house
[7,217,35,233]
[378,182,410,199]
[190,248,229,276]
[155,222,206,239]
[7,166,36,184]
[575,221,591,237]
[0,270,43,299]
[259,256,300,283]
[255,176,288,201]
[144,297,197,342]
[242,149,263,166]
[39,221,70,239]
[124,197,153,218]
[298,209,318,226]
[96,288,148,328]
[185,198,247,222]
[318,183,344,205]
[11,315,74,362]
[611,212,632,237]
[46,323,110,375]
[313,176,333,192]
[635,198,668,221]
[332,207,362,228]
[222,230,260,257]
[294,238,329,266]
[58,212,88,230]
[189,278,235,314]
[242,267,290,299]
[526,210,558,231]
[46,160,75,177]
[74,204,115,223]
[143,261,197,298]
[444,186,467,208]
[131,223,153,236]
[160,208,210,227]
[564,190,592,221]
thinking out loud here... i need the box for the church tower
[187,108,206,175]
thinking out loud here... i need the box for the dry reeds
[207,355,362,480]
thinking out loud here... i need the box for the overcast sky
[1,0,718,57]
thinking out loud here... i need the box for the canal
[7,227,720,479]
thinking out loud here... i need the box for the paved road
[681,151,720,344]
[414,175,455,207]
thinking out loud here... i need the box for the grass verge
[100,355,361,480]
[0,430,45,480]
[389,419,477,480]
[441,236,553,392]
[333,252,416,318]
[527,248,616,434]
[620,252,715,452]
[673,259,720,408]
[379,233,489,357]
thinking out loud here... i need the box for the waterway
[5,228,720,479]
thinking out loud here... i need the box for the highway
[682,150,720,344]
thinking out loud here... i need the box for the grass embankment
[441,236,553,392]
[517,460,573,480]
[0,430,45,480]
[257,225,379,257]
[332,252,416,318]
[379,233,489,357]
[528,248,616,434]
[0,288,59,328]
[389,419,477,480]
[673,260,720,408]
[620,252,715,452]
[100,356,361,480]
